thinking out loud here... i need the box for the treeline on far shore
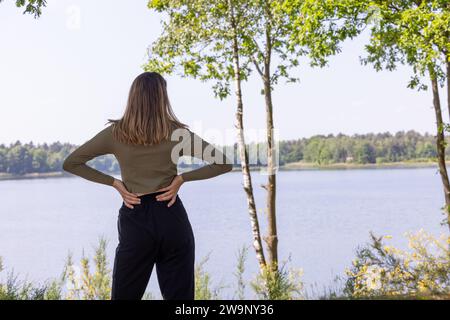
[0,130,444,176]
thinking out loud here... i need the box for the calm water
[0,168,446,298]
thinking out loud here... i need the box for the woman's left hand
[155,175,184,207]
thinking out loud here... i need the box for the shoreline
[281,161,442,170]
[0,161,442,182]
[0,172,69,181]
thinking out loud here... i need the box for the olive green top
[62,125,233,194]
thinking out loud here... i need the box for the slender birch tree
[227,0,268,270]
[242,0,365,271]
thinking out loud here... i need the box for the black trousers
[111,191,195,300]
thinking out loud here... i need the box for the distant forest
[0,130,444,176]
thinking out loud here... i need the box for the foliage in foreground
[0,256,61,300]
[0,241,304,300]
[63,237,111,300]
[344,230,450,299]
[194,245,303,300]
[194,252,227,300]
[250,257,303,300]
[4,231,449,300]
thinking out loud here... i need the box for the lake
[0,168,446,299]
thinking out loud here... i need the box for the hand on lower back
[113,179,141,209]
[155,175,184,207]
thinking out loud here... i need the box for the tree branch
[251,56,264,77]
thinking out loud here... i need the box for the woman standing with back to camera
[62,72,233,300]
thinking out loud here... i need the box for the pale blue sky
[0,0,444,145]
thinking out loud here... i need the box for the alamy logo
[169,127,280,175]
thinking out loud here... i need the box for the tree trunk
[262,75,278,272]
[430,71,450,230]
[447,60,450,121]
[228,0,267,271]
[262,21,278,272]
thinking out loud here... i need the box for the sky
[0,0,446,145]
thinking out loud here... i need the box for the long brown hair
[107,72,188,145]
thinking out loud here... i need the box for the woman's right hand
[113,179,141,209]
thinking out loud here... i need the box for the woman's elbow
[62,157,75,173]
[222,163,233,173]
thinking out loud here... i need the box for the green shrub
[250,256,303,300]
[62,237,111,300]
[0,268,62,300]
[344,230,450,299]
[194,252,227,300]
[233,245,248,300]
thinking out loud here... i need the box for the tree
[146,0,367,274]
[6,144,32,175]
[253,0,366,269]
[32,148,49,173]
[354,141,376,164]
[350,0,450,229]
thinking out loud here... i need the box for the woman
[62,71,233,300]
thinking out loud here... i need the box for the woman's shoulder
[97,123,114,137]
[89,123,115,145]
